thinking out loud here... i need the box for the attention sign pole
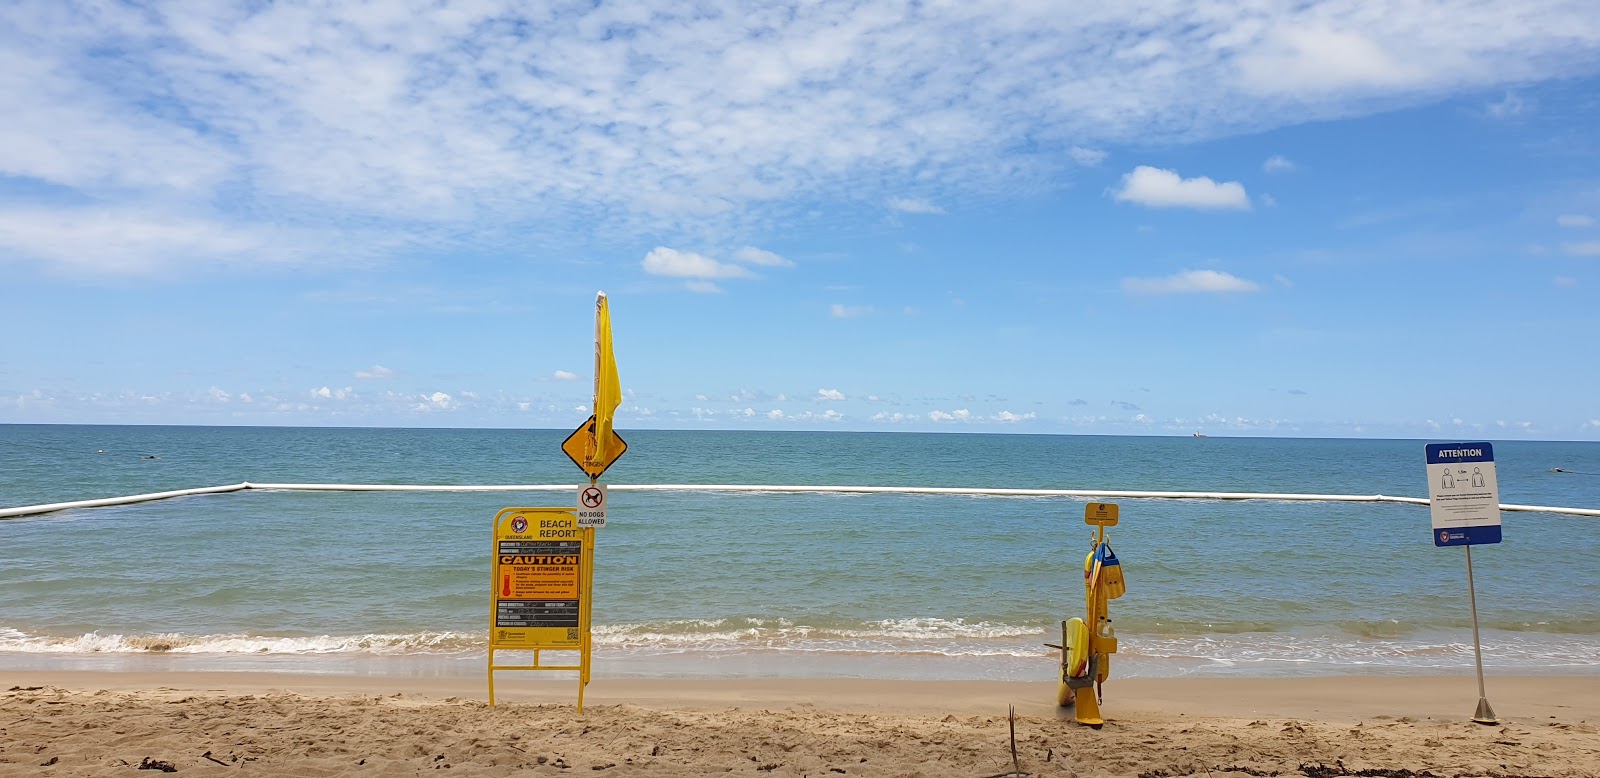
[1425,441,1502,725]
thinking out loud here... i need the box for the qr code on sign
[567,628,580,641]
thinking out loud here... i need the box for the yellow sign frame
[488,507,595,710]
[561,414,628,480]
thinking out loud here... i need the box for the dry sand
[3,672,1598,777]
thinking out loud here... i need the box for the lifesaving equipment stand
[1054,502,1125,728]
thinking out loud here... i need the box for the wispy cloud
[1068,147,1107,167]
[552,370,578,381]
[1123,269,1263,294]
[829,303,872,319]
[1263,155,1296,173]
[1486,91,1527,118]
[641,247,754,279]
[355,364,394,380]
[816,388,846,401]
[887,197,945,215]
[734,247,794,267]
[1565,242,1600,257]
[1558,214,1594,228]
[1111,167,1250,210]
[3,2,1596,273]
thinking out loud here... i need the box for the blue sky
[2,1,1598,439]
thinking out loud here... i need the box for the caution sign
[561,414,628,480]
[491,508,587,649]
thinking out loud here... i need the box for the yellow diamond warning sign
[562,414,628,480]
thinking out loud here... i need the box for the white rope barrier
[2,482,1596,519]
[0,483,252,519]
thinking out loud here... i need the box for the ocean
[3,425,1598,681]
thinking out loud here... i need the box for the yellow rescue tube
[1064,617,1090,677]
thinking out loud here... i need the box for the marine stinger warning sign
[562,414,628,480]
[491,508,587,648]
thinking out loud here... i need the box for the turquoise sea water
[2,425,1599,680]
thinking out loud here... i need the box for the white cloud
[420,391,451,410]
[1262,155,1295,173]
[355,364,394,379]
[1236,28,1426,94]
[1260,193,1278,208]
[552,370,578,381]
[734,246,794,267]
[1068,146,1107,167]
[1111,166,1250,210]
[993,410,1036,422]
[829,303,872,319]
[871,411,917,423]
[0,206,338,274]
[766,409,785,420]
[207,387,230,402]
[816,388,846,401]
[1555,276,1578,287]
[1123,269,1263,295]
[641,247,753,279]
[928,408,973,422]
[1558,214,1595,228]
[1486,91,1526,118]
[4,2,1597,273]
[684,280,724,294]
[1565,242,1600,257]
[887,197,945,215]
[311,386,354,400]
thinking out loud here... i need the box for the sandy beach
[3,672,1598,777]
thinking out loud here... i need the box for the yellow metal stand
[487,511,595,712]
[1057,503,1123,728]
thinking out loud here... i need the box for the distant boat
[1192,432,1207,438]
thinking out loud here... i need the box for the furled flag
[593,292,622,461]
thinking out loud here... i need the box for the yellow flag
[593,292,622,461]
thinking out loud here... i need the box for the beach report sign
[488,507,595,707]
[1425,442,1502,547]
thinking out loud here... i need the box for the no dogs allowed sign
[577,483,607,528]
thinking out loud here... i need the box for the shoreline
[9,669,1600,719]
[4,673,1599,777]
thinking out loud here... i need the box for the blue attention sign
[1424,442,1502,547]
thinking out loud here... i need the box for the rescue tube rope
[2,482,1597,520]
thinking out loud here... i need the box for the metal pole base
[1472,697,1499,725]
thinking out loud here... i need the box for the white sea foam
[3,621,1598,674]
[0,629,480,655]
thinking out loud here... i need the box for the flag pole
[591,292,604,486]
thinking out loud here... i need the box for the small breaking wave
[0,628,481,655]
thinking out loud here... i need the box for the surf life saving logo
[511,517,528,534]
